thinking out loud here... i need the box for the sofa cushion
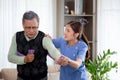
[0,71,2,79]
[1,68,17,80]
[1,65,60,80]
[48,65,60,80]
[48,64,60,73]
[48,72,60,80]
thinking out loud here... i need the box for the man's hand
[24,54,34,63]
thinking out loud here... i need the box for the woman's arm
[68,58,82,69]
[60,56,82,69]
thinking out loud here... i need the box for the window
[0,0,56,68]
[97,0,120,79]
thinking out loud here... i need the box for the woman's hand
[56,55,82,69]
[45,34,52,39]
[56,55,69,66]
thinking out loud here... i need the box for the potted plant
[85,49,118,80]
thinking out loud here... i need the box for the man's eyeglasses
[24,27,38,30]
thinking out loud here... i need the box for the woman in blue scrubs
[50,21,90,80]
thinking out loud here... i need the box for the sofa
[0,64,91,80]
[0,65,60,80]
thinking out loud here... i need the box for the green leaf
[85,49,118,80]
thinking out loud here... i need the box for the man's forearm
[8,54,25,65]
[8,34,25,65]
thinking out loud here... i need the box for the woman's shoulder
[77,39,88,48]
[52,36,66,44]
[57,36,65,42]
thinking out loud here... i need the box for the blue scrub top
[53,37,88,80]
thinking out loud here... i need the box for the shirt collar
[24,32,38,41]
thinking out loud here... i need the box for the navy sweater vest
[16,31,48,80]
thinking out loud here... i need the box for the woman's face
[23,18,39,39]
[64,24,78,41]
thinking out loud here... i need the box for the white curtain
[97,0,120,79]
[0,0,56,68]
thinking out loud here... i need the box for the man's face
[23,18,39,39]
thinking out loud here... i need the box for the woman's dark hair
[66,21,91,60]
[22,11,39,23]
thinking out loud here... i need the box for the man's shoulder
[38,31,45,37]
[16,31,24,37]
[43,37,50,41]
[38,31,45,34]
[16,31,24,33]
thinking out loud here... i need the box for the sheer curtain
[97,0,120,79]
[0,0,56,68]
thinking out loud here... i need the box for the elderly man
[8,11,61,80]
